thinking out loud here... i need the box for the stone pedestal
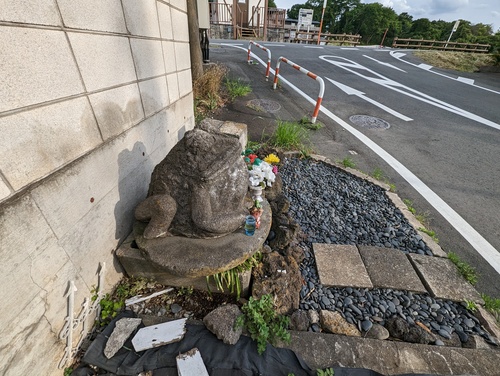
[116,200,272,294]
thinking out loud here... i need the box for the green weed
[236,294,290,354]
[246,140,262,151]
[317,369,335,376]
[418,227,439,244]
[225,78,252,100]
[269,120,309,150]
[340,157,356,168]
[299,116,323,130]
[481,294,500,323]
[403,199,416,214]
[447,252,478,286]
[463,299,478,312]
[207,252,262,299]
[372,167,384,181]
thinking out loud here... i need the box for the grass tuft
[413,51,496,72]
[225,78,252,100]
[481,294,500,324]
[447,252,478,286]
[269,120,309,150]
[340,157,356,168]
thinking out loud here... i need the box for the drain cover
[247,99,281,113]
[349,115,390,130]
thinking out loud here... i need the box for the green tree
[287,3,308,19]
[348,3,398,44]
[268,0,277,8]
[398,12,413,37]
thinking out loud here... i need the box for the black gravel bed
[280,158,495,345]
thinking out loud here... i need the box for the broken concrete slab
[125,288,173,306]
[104,318,142,359]
[313,244,372,288]
[176,348,209,376]
[203,304,242,345]
[132,318,187,352]
[358,246,427,293]
[408,254,484,304]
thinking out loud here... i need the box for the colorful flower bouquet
[243,150,280,189]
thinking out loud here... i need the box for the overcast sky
[275,0,500,32]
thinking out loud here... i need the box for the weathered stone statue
[135,125,248,239]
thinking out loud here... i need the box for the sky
[274,0,500,33]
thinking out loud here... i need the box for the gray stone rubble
[280,157,498,346]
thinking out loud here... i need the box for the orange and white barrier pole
[247,41,272,81]
[273,56,325,124]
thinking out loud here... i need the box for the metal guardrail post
[247,40,271,80]
[273,56,325,124]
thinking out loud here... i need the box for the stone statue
[135,125,248,239]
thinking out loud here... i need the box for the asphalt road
[210,40,500,299]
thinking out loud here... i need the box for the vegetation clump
[236,294,290,354]
[268,119,310,151]
[447,252,478,286]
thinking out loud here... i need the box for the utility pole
[317,0,327,45]
[445,20,460,49]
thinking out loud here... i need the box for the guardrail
[392,37,490,53]
[273,57,325,124]
[292,32,361,46]
[247,41,272,80]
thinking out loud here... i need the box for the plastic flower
[272,165,278,174]
[264,153,280,165]
[248,154,258,164]
[247,161,275,188]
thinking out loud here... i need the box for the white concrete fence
[0,1,194,374]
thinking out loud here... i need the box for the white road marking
[363,55,407,72]
[221,43,500,276]
[418,63,433,70]
[341,47,359,50]
[326,77,413,121]
[264,44,285,47]
[304,46,324,49]
[457,77,475,85]
[320,55,500,131]
[390,51,500,95]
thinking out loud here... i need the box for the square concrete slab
[313,244,372,288]
[358,246,427,293]
[409,254,484,304]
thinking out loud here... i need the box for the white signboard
[298,9,313,27]
[452,20,460,32]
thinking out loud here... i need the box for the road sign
[298,9,313,27]
[452,20,460,32]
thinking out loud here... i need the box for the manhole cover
[247,99,281,113]
[349,115,390,130]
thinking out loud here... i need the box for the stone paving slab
[409,253,484,304]
[284,330,500,375]
[313,244,372,288]
[358,246,427,293]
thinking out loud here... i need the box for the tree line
[285,0,499,51]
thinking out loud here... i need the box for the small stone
[463,318,475,328]
[365,323,390,340]
[290,310,311,331]
[308,309,320,325]
[434,339,445,346]
[320,310,361,337]
[171,304,182,314]
[438,329,451,339]
[361,320,373,332]
[104,318,142,359]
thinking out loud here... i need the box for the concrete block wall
[0,1,193,374]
